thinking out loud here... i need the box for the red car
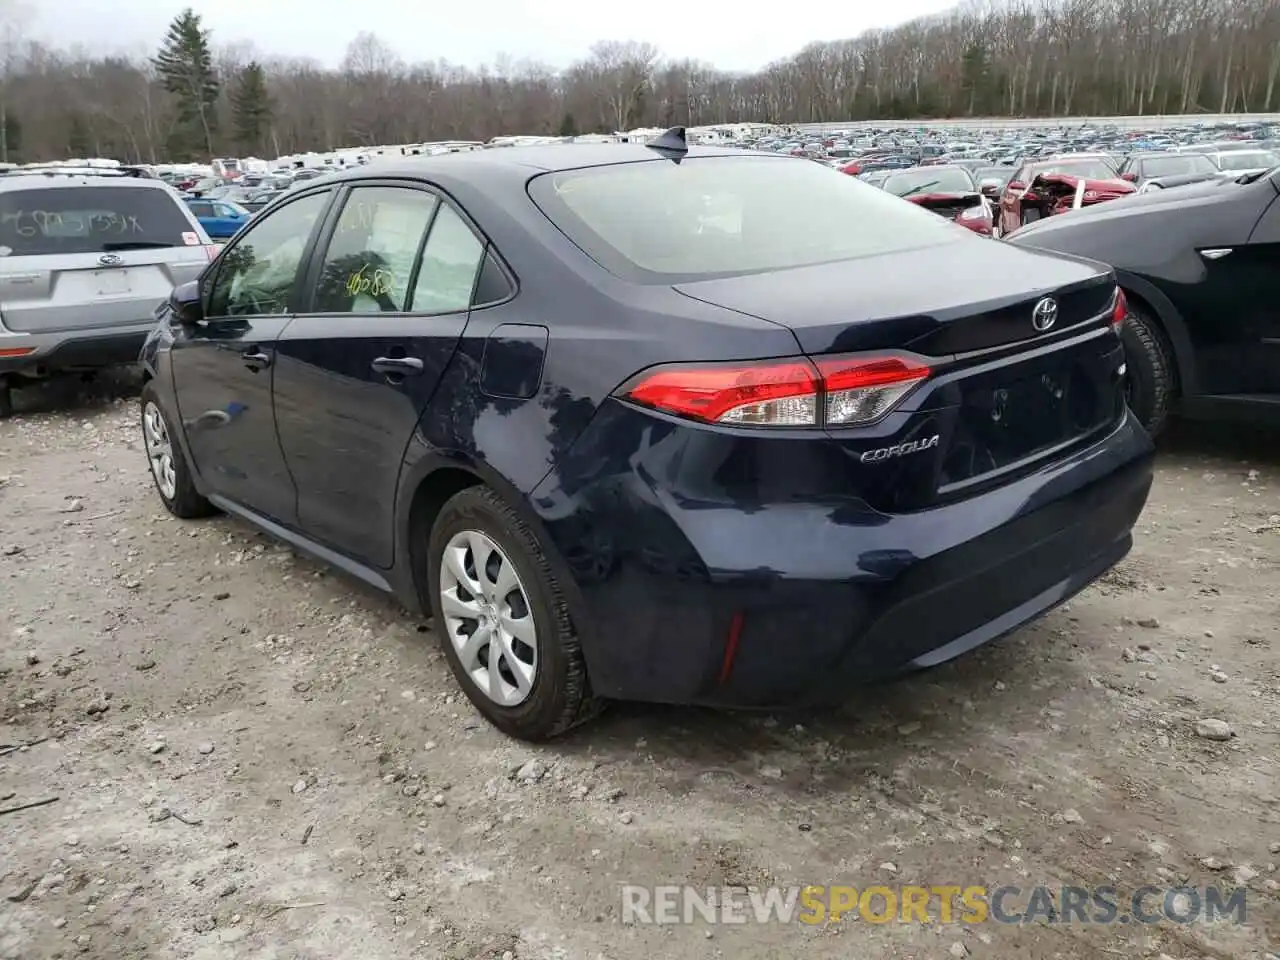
[879,165,994,236]
[997,156,1136,236]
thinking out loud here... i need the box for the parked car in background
[998,156,1135,236]
[879,165,993,235]
[0,166,215,416]
[138,134,1152,741]
[184,198,252,239]
[974,165,1014,203]
[1205,149,1279,176]
[1117,151,1219,188]
[1007,163,1280,438]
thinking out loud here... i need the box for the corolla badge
[98,253,123,266]
[859,434,940,463]
[1031,297,1059,332]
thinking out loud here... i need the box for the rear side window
[527,156,963,283]
[0,186,197,256]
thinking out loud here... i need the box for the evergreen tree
[232,61,272,155]
[557,112,578,137]
[152,9,219,159]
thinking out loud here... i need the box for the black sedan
[137,131,1154,740]
[1007,163,1280,437]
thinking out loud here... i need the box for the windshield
[1140,154,1217,177]
[1031,160,1119,181]
[883,168,976,196]
[1217,151,1278,171]
[0,186,196,256]
[528,156,966,283]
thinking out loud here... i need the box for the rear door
[272,182,487,567]
[169,189,333,524]
[0,183,210,334]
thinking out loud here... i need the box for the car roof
[319,143,770,187]
[0,173,174,194]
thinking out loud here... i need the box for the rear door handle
[241,348,271,370]
[371,356,424,376]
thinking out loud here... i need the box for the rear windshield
[528,156,964,282]
[0,185,195,256]
[1140,154,1217,177]
[1031,160,1119,181]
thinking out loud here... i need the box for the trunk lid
[908,192,984,220]
[672,239,1115,357]
[673,242,1124,511]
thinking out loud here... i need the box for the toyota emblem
[1031,297,1059,332]
[98,253,123,266]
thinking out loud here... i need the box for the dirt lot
[1,377,1278,960]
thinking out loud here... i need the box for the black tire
[139,380,215,519]
[1118,298,1175,439]
[0,378,11,419]
[427,486,600,741]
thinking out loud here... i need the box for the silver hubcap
[439,530,538,706]
[142,401,177,500]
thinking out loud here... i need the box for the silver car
[0,168,215,416]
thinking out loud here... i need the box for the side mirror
[1006,181,1025,192]
[1120,172,1137,182]
[169,280,203,326]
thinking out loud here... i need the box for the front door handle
[371,356,424,376]
[242,348,271,371]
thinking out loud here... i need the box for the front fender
[1113,268,1199,396]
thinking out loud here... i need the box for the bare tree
[3,3,1280,165]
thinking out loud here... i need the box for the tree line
[0,0,1278,165]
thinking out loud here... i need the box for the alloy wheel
[438,530,538,706]
[142,401,177,500]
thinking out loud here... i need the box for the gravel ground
[1,375,1278,960]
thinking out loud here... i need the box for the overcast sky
[28,0,958,73]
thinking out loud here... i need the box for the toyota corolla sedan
[138,131,1154,741]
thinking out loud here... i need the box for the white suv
[0,167,216,416]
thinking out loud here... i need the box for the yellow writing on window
[345,262,395,298]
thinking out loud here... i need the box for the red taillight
[619,353,931,428]
[0,346,36,358]
[1111,288,1128,330]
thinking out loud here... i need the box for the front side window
[0,186,198,257]
[188,201,213,218]
[310,186,438,314]
[528,155,963,283]
[207,191,329,317]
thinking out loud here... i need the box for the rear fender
[392,444,603,662]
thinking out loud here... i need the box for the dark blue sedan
[138,130,1154,740]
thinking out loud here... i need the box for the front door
[169,189,332,524]
[272,183,487,567]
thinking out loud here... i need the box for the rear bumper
[533,407,1154,708]
[0,325,152,376]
